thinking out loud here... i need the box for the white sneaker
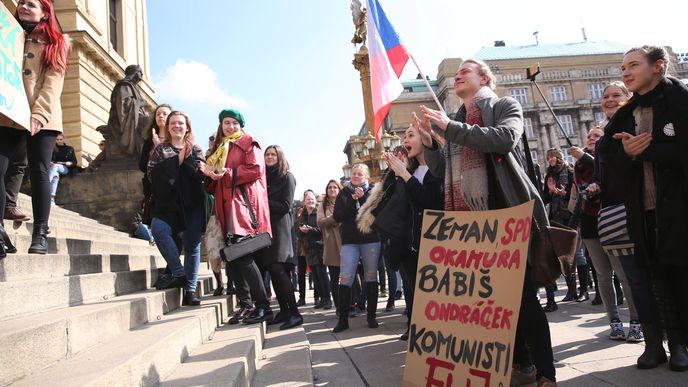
[610,319,625,340]
[626,320,644,342]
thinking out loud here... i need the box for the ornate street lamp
[377,155,388,171]
[390,134,402,149]
[342,163,352,179]
[381,131,393,151]
[352,138,364,155]
[364,134,376,152]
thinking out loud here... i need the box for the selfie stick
[526,64,573,147]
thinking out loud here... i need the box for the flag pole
[409,54,446,146]
[410,54,446,115]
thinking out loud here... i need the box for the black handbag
[220,170,271,262]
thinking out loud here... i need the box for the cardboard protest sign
[0,3,30,131]
[403,201,535,387]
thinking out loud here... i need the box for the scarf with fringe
[445,86,495,211]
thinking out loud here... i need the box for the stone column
[353,46,375,137]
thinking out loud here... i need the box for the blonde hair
[352,163,370,179]
[462,59,497,90]
[603,81,631,97]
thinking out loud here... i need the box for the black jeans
[3,134,27,209]
[513,265,556,381]
[227,252,270,311]
[0,128,57,222]
[311,263,331,302]
[297,255,307,301]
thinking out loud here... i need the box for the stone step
[0,288,182,385]
[0,269,163,320]
[0,253,167,282]
[6,234,160,255]
[7,216,132,238]
[252,326,313,386]
[160,322,266,387]
[6,223,146,247]
[10,295,247,387]
[17,196,108,226]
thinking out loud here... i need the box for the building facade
[3,0,155,165]
[474,41,688,166]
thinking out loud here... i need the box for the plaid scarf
[444,87,495,211]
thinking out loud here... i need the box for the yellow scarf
[206,131,244,169]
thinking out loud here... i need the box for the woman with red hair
[0,0,69,257]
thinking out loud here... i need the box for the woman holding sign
[332,163,381,332]
[0,0,69,256]
[383,125,444,340]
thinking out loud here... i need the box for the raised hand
[420,105,450,131]
[151,128,161,147]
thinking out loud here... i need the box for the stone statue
[350,0,366,46]
[105,64,149,156]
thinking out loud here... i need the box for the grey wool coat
[424,96,549,232]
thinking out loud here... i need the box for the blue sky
[147,0,687,198]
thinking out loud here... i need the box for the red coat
[208,133,272,238]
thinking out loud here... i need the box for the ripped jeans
[339,242,381,287]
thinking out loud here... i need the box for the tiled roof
[474,41,631,61]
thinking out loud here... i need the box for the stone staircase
[1,194,313,386]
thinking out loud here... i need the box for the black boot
[333,285,351,333]
[28,221,49,254]
[637,323,668,369]
[667,329,688,372]
[576,265,590,301]
[366,282,379,328]
[183,290,201,306]
[0,222,17,258]
[561,271,577,302]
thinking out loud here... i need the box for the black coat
[405,168,444,253]
[298,207,323,265]
[599,77,688,265]
[52,144,78,175]
[333,184,379,245]
[149,145,206,232]
[260,171,296,266]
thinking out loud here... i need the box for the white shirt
[413,165,429,184]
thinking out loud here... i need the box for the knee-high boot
[366,282,379,328]
[576,264,589,302]
[637,323,668,369]
[561,263,577,302]
[333,285,350,333]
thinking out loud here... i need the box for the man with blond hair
[415,59,557,387]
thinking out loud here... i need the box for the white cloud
[154,59,247,109]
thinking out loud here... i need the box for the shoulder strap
[520,132,538,187]
[227,168,259,240]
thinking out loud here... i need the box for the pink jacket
[207,133,272,238]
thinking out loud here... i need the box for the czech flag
[366,0,410,141]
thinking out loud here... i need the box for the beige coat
[0,30,65,131]
[316,202,341,267]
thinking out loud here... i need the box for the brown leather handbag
[529,221,579,288]
[520,133,579,287]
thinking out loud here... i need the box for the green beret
[218,108,245,127]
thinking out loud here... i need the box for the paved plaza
[296,286,686,387]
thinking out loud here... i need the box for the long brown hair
[163,111,194,144]
[323,179,342,211]
[265,145,290,177]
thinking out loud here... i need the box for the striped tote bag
[597,204,634,256]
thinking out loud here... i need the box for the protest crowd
[1,2,688,387]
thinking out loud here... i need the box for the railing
[497,67,623,84]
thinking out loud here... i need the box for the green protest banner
[403,201,535,387]
[0,3,30,131]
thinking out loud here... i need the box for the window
[530,150,539,166]
[594,112,606,125]
[109,0,121,53]
[562,148,575,165]
[558,114,574,137]
[509,88,528,105]
[523,117,535,139]
[549,85,568,102]
[589,83,604,100]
